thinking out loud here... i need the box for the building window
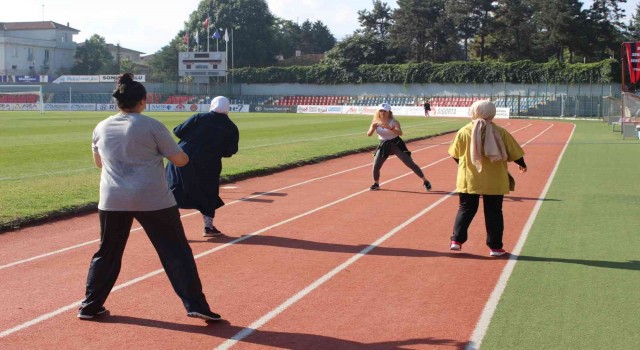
[44,49,50,63]
[28,48,34,61]
[61,33,67,43]
[13,47,18,57]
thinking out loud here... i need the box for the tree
[357,0,393,37]
[583,0,628,60]
[272,18,302,59]
[626,2,640,40]
[321,31,394,69]
[485,0,537,61]
[184,0,278,68]
[526,0,585,62]
[71,34,114,74]
[309,20,336,53]
[149,38,182,82]
[390,0,462,63]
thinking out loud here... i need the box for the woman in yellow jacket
[448,100,527,257]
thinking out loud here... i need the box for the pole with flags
[204,15,210,52]
[194,28,199,52]
[183,31,189,51]
[212,28,220,51]
[224,28,229,83]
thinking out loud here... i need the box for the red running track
[0,119,574,349]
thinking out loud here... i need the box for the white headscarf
[469,100,507,172]
[209,96,230,114]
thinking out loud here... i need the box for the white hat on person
[378,103,391,112]
[210,96,230,114]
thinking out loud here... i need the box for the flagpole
[225,28,228,83]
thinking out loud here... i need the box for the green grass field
[1,111,639,347]
[0,111,464,230]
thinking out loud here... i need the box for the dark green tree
[486,0,537,61]
[626,2,640,40]
[583,0,628,60]
[71,34,114,74]
[321,31,394,69]
[309,20,336,53]
[527,0,584,62]
[149,38,182,82]
[357,0,393,37]
[273,18,302,59]
[391,0,463,62]
[185,0,278,68]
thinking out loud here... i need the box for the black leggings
[450,193,504,249]
[372,142,424,181]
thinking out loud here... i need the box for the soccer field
[0,111,465,230]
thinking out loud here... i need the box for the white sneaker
[490,249,506,257]
[450,241,462,251]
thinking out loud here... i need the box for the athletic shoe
[187,310,222,321]
[490,249,507,257]
[203,226,223,237]
[423,180,432,192]
[450,241,462,251]
[77,306,107,320]
[369,183,380,190]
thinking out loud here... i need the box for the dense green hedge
[232,59,619,85]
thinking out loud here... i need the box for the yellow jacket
[448,122,525,195]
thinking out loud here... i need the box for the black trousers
[451,193,504,250]
[80,206,211,314]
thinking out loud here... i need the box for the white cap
[378,103,391,112]
[209,96,230,114]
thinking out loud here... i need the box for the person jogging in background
[79,73,221,322]
[367,103,432,192]
[423,99,431,117]
[165,96,239,238]
[448,100,527,257]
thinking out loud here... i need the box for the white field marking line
[0,121,451,181]
[0,153,453,339]
[0,167,95,181]
[214,193,455,350]
[0,120,539,337]
[240,120,451,150]
[0,141,448,271]
[465,122,573,350]
[0,121,530,271]
[215,121,548,350]
[0,121,530,270]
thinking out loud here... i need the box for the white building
[0,21,79,76]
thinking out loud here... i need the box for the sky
[1,0,636,56]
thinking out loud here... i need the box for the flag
[183,32,189,45]
[224,28,229,42]
[203,16,209,28]
[212,29,221,40]
[194,29,199,46]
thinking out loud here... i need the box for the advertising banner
[0,75,49,83]
[623,42,640,86]
[251,105,297,113]
[44,103,96,111]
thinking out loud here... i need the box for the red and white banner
[623,42,640,85]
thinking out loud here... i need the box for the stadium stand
[0,94,39,103]
[163,95,197,104]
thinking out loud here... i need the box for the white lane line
[213,122,556,350]
[215,193,456,350]
[465,122,574,350]
[0,140,448,270]
[0,120,545,338]
[0,153,450,339]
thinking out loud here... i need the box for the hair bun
[118,73,134,84]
